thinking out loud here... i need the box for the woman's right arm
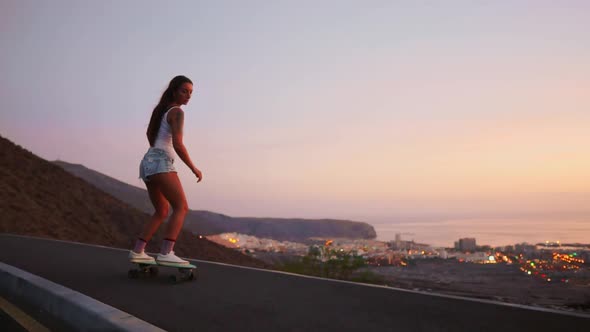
[169,108,203,182]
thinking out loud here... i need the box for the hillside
[0,135,267,268]
[54,161,377,242]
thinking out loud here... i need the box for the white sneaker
[129,250,155,263]
[156,251,189,265]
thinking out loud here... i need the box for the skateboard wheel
[169,275,177,284]
[188,271,195,281]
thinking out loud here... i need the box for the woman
[129,75,203,265]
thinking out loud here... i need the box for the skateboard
[128,260,197,283]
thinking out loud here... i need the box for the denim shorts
[139,147,176,182]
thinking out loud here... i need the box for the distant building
[453,252,490,263]
[395,233,401,249]
[436,248,449,259]
[455,238,477,252]
[502,245,515,253]
[514,242,536,254]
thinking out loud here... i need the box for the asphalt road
[0,234,587,332]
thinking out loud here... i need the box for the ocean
[370,217,590,248]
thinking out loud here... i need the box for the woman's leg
[139,180,171,241]
[131,181,170,255]
[147,172,189,241]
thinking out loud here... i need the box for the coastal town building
[454,238,477,252]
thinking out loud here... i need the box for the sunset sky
[1,1,589,227]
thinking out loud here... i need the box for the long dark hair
[147,75,193,146]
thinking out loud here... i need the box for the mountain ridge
[53,161,377,242]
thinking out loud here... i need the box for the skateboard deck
[128,259,197,283]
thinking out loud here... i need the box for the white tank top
[153,106,179,156]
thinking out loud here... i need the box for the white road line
[0,295,50,332]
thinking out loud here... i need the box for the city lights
[207,232,589,288]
